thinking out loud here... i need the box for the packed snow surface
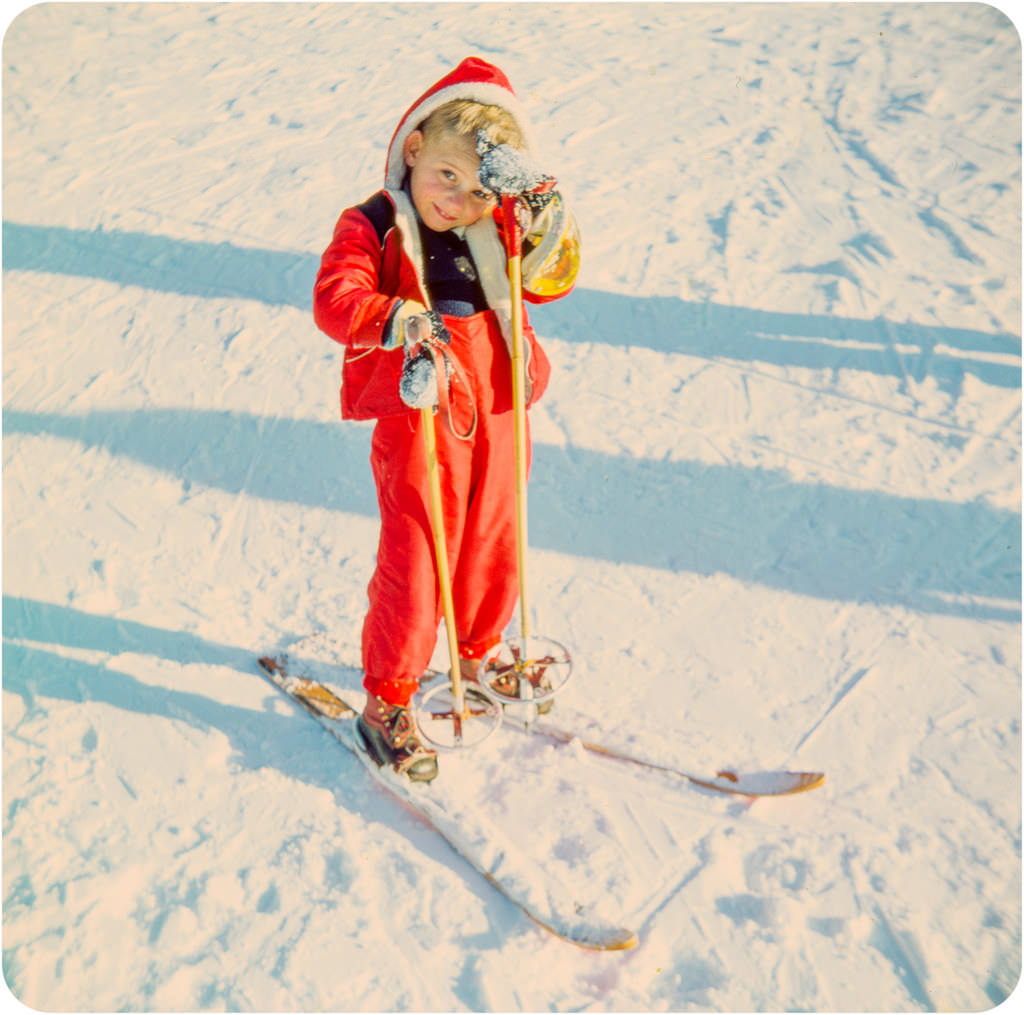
[3,3,1021,1010]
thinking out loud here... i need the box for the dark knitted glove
[398,311,451,410]
[476,132,556,206]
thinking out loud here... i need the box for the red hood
[384,57,536,190]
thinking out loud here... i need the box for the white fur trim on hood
[384,57,537,191]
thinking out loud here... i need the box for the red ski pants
[362,310,528,706]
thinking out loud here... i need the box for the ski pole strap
[421,335,478,442]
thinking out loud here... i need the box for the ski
[504,712,824,796]
[412,662,825,797]
[256,655,639,952]
[265,644,825,798]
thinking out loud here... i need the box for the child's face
[403,129,496,232]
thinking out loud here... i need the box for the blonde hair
[419,99,524,150]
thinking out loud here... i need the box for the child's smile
[404,130,496,232]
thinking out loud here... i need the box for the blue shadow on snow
[0,619,348,796]
[4,219,1019,390]
[4,407,1019,622]
[1,596,512,925]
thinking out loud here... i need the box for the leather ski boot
[357,694,438,783]
[462,657,554,715]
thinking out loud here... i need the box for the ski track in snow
[3,3,1021,1011]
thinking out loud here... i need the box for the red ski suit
[313,58,580,706]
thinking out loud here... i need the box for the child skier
[313,57,580,782]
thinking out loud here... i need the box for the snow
[2,2,1020,1010]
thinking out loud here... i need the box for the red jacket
[314,189,573,420]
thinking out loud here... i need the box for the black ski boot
[357,695,438,783]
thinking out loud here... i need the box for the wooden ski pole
[503,195,531,643]
[420,406,465,713]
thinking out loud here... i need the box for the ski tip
[553,923,639,951]
[504,882,640,951]
[692,768,826,797]
[796,771,826,792]
[760,770,826,795]
[603,928,640,951]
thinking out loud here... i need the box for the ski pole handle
[501,194,527,259]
